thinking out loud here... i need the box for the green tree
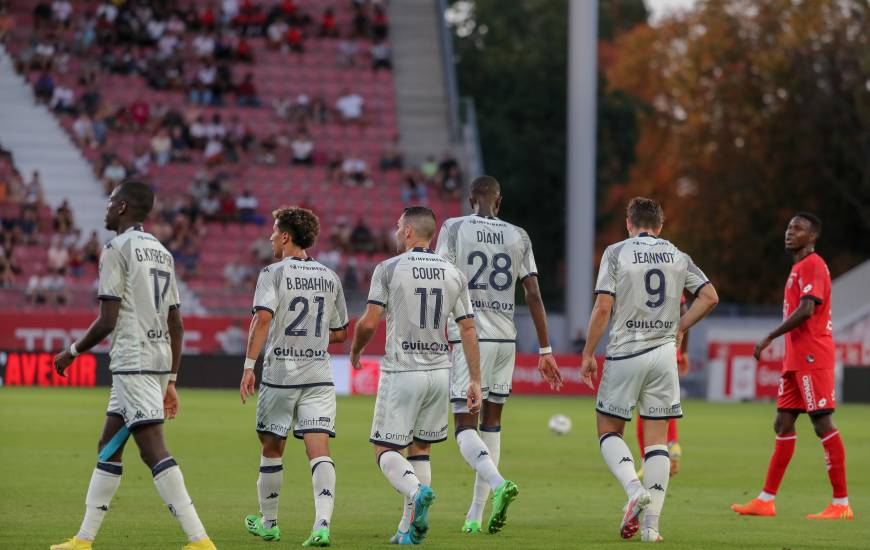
[450,0,647,304]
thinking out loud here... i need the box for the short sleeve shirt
[783,253,834,371]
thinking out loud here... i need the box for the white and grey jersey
[98,225,180,373]
[253,256,348,387]
[368,247,474,372]
[436,215,536,343]
[595,233,709,359]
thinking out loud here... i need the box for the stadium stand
[0,0,464,314]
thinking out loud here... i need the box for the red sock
[667,418,679,443]
[762,432,796,496]
[636,418,645,455]
[821,430,848,499]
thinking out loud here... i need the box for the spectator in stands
[170,125,191,160]
[290,93,313,124]
[73,113,97,148]
[291,130,314,165]
[329,216,351,252]
[33,2,52,31]
[0,251,15,288]
[219,190,237,221]
[131,144,151,176]
[311,95,330,124]
[129,97,150,128]
[25,170,44,205]
[189,61,217,105]
[371,40,392,71]
[337,39,358,68]
[228,115,256,151]
[341,152,372,187]
[266,18,288,50]
[101,156,126,194]
[402,172,428,204]
[273,94,292,119]
[33,71,55,103]
[259,132,278,165]
[49,83,75,114]
[52,0,73,28]
[350,218,375,253]
[82,230,100,264]
[336,89,364,124]
[47,235,69,275]
[204,137,224,165]
[236,36,253,62]
[352,4,369,38]
[222,0,240,25]
[319,8,338,37]
[34,39,56,70]
[54,199,75,234]
[214,61,235,104]
[380,137,403,170]
[27,265,50,304]
[420,155,438,182]
[440,165,462,199]
[318,245,342,272]
[236,189,262,224]
[343,257,360,291]
[372,5,389,39]
[235,72,260,107]
[189,115,208,149]
[193,31,216,59]
[19,206,40,244]
[224,260,252,288]
[286,24,304,54]
[200,190,221,221]
[250,238,272,264]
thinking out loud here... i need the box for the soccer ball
[548,414,572,435]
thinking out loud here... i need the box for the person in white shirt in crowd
[335,90,364,124]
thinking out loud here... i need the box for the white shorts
[106,372,170,429]
[256,382,337,440]
[450,341,516,413]
[370,369,450,449]
[596,343,682,421]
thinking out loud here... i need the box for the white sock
[151,458,208,542]
[378,450,420,499]
[467,426,501,523]
[600,432,642,497]
[641,444,670,531]
[76,462,123,540]
[832,496,849,505]
[456,429,505,489]
[398,455,431,533]
[310,457,335,531]
[257,456,283,527]
[757,491,776,502]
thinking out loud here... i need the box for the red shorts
[776,370,836,415]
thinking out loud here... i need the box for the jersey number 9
[644,268,666,308]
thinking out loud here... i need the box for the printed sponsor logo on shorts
[378,429,414,443]
[417,424,448,439]
[258,422,289,436]
[401,341,449,353]
[802,375,816,411]
[648,404,681,416]
[298,416,332,428]
[605,403,633,417]
[492,382,511,393]
[274,347,326,359]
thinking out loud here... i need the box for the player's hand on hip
[350,351,362,370]
[580,355,598,390]
[676,330,686,350]
[53,350,73,377]
[240,369,256,404]
[163,382,179,420]
[753,335,773,360]
[467,381,482,414]
[538,353,563,391]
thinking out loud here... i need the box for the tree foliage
[607,0,870,303]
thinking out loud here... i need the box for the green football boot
[461,519,482,534]
[302,526,331,547]
[487,480,519,534]
[245,514,281,541]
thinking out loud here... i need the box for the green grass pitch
[1,387,867,549]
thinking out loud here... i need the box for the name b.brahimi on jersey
[98,225,180,373]
[594,232,709,359]
[367,247,474,372]
[253,257,349,386]
[436,215,537,343]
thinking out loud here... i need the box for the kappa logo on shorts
[619,457,633,464]
[257,421,268,431]
[133,410,146,420]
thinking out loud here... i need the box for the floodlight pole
[565,0,598,348]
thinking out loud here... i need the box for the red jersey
[782,252,834,371]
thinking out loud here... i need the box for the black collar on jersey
[412,247,436,254]
[288,256,313,261]
[637,231,657,238]
[124,224,144,233]
[475,214,497,220]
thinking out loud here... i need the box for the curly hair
[273,206,320,249]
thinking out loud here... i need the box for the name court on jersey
[411,267,447,280]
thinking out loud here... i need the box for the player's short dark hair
[116,179,154,222]
[402,206,437,240]
[273,206,320,249]
[626,197,664,229]
[470,175,501,198]
[794,212,821,235]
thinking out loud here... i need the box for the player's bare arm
[350,303,383,369]
[753,297,815,360]
[580,293,614,389]
[678,284,719,336]
[456,316,482,414]
[53,299,121,376]
[164,306,184,419]
[240,308,273,403]
[522,275,562,390]
[329,327,348,344]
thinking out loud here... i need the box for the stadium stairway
[389,0,454,165]
[0,46,107,239]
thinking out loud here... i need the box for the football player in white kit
[51,181,216,550]
[240,207,348,547]
[436,175,563,534]
[580,197,719,542]
[350,206,483,545]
